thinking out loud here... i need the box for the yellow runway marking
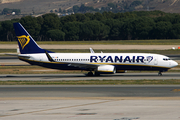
[172,89,180,92]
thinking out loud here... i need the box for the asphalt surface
[0,56,28,65]
[1,85,180,120]
[1,98,180,120]
[1,85,180,98]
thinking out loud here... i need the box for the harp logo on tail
[17,35,30,49]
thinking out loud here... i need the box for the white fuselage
[19,53,178,72]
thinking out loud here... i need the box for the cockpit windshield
[163,58,170,61]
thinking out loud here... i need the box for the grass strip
[1,39,180,45]
[0,49,17,53]
[1,80,180,85]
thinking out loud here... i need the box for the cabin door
[154,57,158,65]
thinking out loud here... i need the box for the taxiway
[1,85,180,98]
[0,72,180,81]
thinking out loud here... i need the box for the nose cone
[171,60,178,68]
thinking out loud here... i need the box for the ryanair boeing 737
[13,23,178,76]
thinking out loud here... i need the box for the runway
[1,85,180,120]
[0,72,180,81]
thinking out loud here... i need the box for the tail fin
[13,22,53,54]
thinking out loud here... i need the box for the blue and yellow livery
[13,23,53,54]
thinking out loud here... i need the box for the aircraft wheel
[87,71,94,76]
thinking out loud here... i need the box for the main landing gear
[87,71,100,76]
[158,71,162,76]
[87,71,94,76]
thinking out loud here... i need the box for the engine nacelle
[96,65,116,74]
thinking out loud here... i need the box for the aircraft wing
[67,62,98,69]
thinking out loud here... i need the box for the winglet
[45,51,55,62]
[90,48,95,53]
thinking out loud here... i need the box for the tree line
[0,10,180,41]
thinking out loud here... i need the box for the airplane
[13,22,178,76]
